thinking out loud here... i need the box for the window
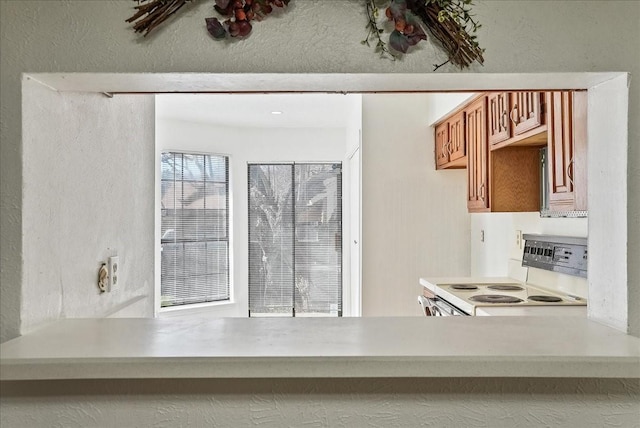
[160,152,230,307]
[248,163,342,317]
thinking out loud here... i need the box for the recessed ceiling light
[271,111,283,115]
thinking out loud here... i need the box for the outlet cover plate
[108,256,119,291]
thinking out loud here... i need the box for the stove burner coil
[487,284,524,291]
[450,284,478,291]
[469,294,524,304]
[528,295,563,303]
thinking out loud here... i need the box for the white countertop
[1,317,638,380]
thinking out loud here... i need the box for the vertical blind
[248,163,342,317]
[160,152,230,307]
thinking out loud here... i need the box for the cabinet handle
[480,183,485,200]
[447,141,454,155]
[510,104,518,124]
[501,111,508,129]
[566,157,575,186]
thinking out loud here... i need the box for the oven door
[418,296,468,316]
[433,297,469,316]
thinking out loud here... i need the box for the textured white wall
[155,115,348,318]
[1,378,638,428]
[1,0,639,424]
[362,93,470,316]
[20,78,155,333]
[1,0,639,338]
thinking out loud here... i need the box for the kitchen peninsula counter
[1,317,638,381]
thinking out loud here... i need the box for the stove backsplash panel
[522,234,588,299]
[522,234,587,278]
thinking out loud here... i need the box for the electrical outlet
[515,230,523,249]
[108,256,119,291]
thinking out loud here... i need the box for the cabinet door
[466,97,489,211]
[435,121,450,168]
[448,111,466,162]
[511,92,542,135]
[547,91,587,211]
[487,92,510,145]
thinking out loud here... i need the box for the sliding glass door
[248,163,342,317]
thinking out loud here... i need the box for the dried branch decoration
[126,0,195,36]
[126,0,484,70]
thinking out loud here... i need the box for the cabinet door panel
[547,92,575,206]
[435,121,449,168]
[488,92,510,145]
[448,111,466,162]
[466,97,489,211]
[547,91,588,211]
[511,92,542,135]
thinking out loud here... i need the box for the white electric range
[419,235,589,317]
[419,277,587,316]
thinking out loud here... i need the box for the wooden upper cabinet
[511,92,543,135]
[467,95,540,213]
[547,91,588,211]
[466,97,489,212]
[488,92,511,145]
[434,90,586,214]
[489,92,546,150]
[434,111,466,169]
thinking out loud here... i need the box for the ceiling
[156,93,357,129]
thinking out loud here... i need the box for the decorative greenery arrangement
[364,0,484,70]
[126,0,483,70]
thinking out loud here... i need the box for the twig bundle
[420,2,484,70]
[126,0,195,36]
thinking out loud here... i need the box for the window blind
[160,152,230,307]
[248,163,342,317]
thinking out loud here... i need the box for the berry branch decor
[126,0,289,39]
[206,0,290,39]
[126,0,483,70]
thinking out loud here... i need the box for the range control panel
[522,234,587,278]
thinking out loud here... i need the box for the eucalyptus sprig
[362,0,397,61]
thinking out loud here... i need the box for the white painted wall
[1,0,640,425]
[155,115,348,318]
[20,78,155,333]
[425,92,477,125]
[343,94,363,316]
[586,75,629,330]
[362,93,470,316]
